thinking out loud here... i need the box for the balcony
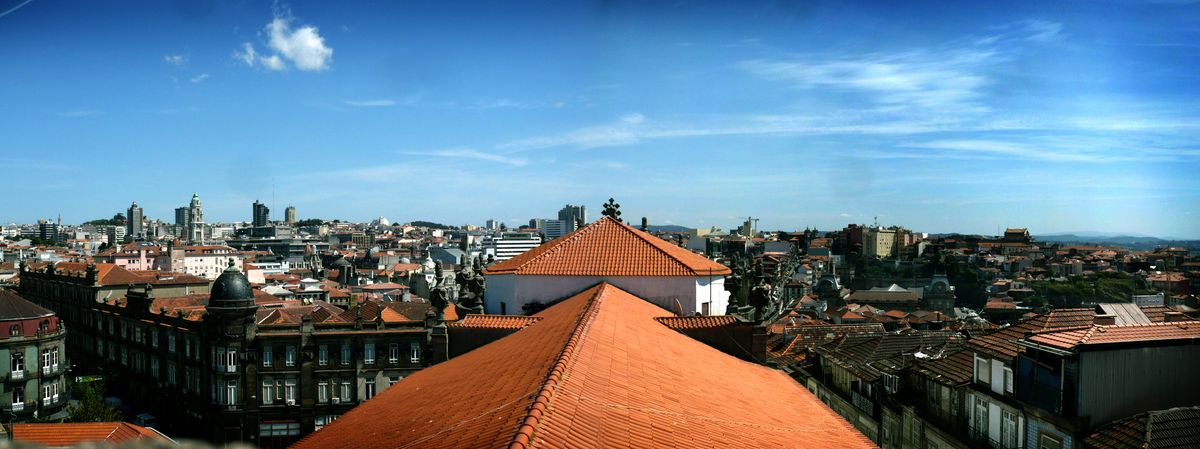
[9,370,24,381]
[850,390,875,415]
[1016,380,1064,415]
[11,402,24,412]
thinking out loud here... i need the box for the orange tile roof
[1027,321,1200,350]
[655,314,739,329]
[483,216,731,277]
[292,283,874,449]
[447,314,544,329]
[11,422,169,446]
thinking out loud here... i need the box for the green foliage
[1030,271,1155,308]
[294,218,325,227]
[84,218,118,226]
[410,220,455,230]
[67,380,124,423]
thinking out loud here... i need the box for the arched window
[39,320,50,333]
[9,325,20,336]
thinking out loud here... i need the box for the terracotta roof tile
[654,314,738,330]
[483,216,731,277]
[293,283,874,449]
[1085,406,1200,449]
[1028,321,1200,350]
[447,314,544,329]
[11,422,169,446]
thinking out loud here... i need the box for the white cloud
[739,49,996,113]
[620,113,645,124]
[404,148,529,167]
[163,54,188,66]
[261,54,286,70]
[190,73,210,83]
[235,43,259,66]
[343,99,397,107]
[266,17,332,71]
[1020,19,1062,43]
[235,15,332,71]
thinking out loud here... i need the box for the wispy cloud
[190,73,210,83]
[236,13,332,71]
[404,148,529,167]
[739,48,997,114]
[0,0,34,19]
[163,54,188,66]
[342,99,398,107]
[58,109,99,118]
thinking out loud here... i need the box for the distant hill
[1036,233,1199,250]
[646,224,691,233]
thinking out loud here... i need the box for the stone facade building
[17,261,444,448]
[0,289,68,421]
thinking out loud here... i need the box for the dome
[331,256,352,268]
[399,257,411,264]
[211,261,253,301]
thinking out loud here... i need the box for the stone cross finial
[602,198,622,222]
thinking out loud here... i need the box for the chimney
[1164,311,1188,322]
[1094,314,1117,326]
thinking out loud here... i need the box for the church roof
[483,216,730,277]
[292,283,872,449]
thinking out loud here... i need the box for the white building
[486,232,542,261]
[483,216,731,316]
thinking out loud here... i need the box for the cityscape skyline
[2,1,1198,237]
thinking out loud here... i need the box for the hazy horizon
[2,1,1198,238]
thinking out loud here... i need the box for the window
[9,325,19,336]
[150,357,159,378]
[340,343,350,365]
[151,328,158,348]
[261,379,274,404]
[1001,410,1018,449]
[263,346,273,367]
[319,345,329,366]
[1038,433,1064,449]
[364,343,375,364]
[388,376,400,387]
[340,380,351,402]
[972,397,988,434]
[225,380,238,406]
[1003,367,1014,395]
[167,362,177,385]
[318,380,330,403]
[11,352,23,375]
[285,379,297,405]
[168,333,176,353]
[365,379,376,400]
[41,348,52,374]
[12,387,23,409]
[259,422,301,437]
[974,356,991,384]
[315,415,339,431]
[883,374,898,394]
[410,342,421,363]
[223,347,237,372]
[389,344,399,363]
[286,346,296,367]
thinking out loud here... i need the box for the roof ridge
[509,283,608,449]
[609,217,695,274]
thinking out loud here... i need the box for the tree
[67,380,124,422]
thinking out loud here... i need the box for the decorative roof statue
[602,198,622,223]
[429,277,450,323]
[749,280,772,322]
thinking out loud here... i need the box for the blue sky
[2,1,1198,238]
